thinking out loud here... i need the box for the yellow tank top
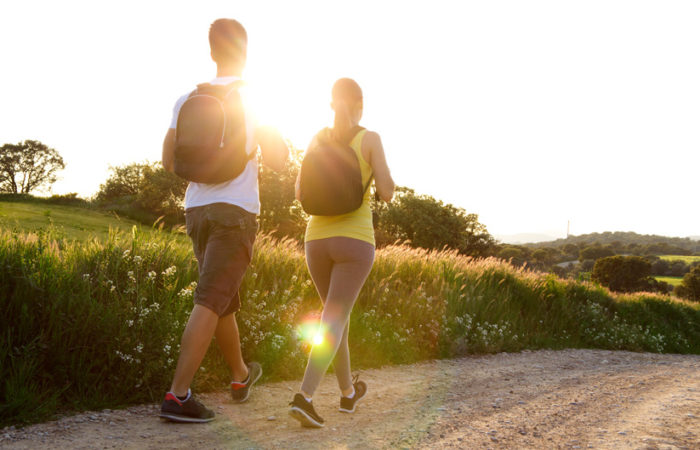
[305,128,375,246]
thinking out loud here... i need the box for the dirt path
[2,349,698,449]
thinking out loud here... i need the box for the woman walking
[289,78,395,427]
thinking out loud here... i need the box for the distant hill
[496,233,561,244]
[525,231,700,253]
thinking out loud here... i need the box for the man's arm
[257,126,288,172]
[162,128,176,173]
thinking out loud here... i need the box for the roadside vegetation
[2,209,698,427]
[2,138,698,426]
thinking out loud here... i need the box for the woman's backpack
[299,127,372,216]
[173,81,255,184]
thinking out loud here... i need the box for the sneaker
[339,376,367,413]
[159,390,215,423]
[230,362,262,403]
[289,393,325,428]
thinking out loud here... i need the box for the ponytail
[331,78,362,143]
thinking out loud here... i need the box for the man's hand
[258,126,288,172]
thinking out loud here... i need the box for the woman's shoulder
[360,129,383,151]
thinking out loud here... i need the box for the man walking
[159,18,288,423]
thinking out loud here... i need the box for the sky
[1,0,698,240]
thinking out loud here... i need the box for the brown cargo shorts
[185,202,257,317]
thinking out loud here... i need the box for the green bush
[591,255,654,292]
[675,266,700,302]
[95,162,187,227]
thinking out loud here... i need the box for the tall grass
[1,228,699,427]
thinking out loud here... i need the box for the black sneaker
[159,391,215,423]
[289,393,325,428]
[339,376,367,413]
[230,362,262,403]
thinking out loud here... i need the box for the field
[1,200,699,428]
[0,200,144,241]
[659,254,700,264]
[655,276,683,287]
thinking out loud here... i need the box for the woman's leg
[305,240,333,302]
[333,321,353,395]
[300,238,374,397]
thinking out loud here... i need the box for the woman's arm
[364,131,395,202]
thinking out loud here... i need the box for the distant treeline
[498,234,699,277]
[528,231,699,254]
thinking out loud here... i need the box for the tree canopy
[373,187,496,257]
[675,266,700,302]
[0,140,65,194]
[591,255,654,293]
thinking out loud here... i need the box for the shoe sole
[289,407,324,428]
[231,365,263,403]
[159,412,214,423]
[339,391,366,413]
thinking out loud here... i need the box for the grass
[655,276,683,287]
[0,200,185,243]
[0,201,133,241]
[1,201,699,428]
[659,255,700,264]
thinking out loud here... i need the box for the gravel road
[2,349,698,449]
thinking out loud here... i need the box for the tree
[668,260,689,277]
[579,245,615,262]
[258,144,307,240]
[498,246,524,264]
[0,140,65,194]
[591,256,653,293]
[373,187,496,257]
[675,266,700,302]
[651,259,671,276]
[95,162,187,225]
[562,243,580,260]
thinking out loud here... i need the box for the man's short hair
[209,19,247,65]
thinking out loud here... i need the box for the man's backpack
[173,81,255,184]
[299,127,371,216]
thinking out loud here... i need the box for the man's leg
[169,304,219,397]
[215,313,248,382]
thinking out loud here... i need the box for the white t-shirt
[170,76,260,214]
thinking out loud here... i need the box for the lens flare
[296,313,327,352]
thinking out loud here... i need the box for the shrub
[675,266,700,302]
[591,255,654,293]
[95,162,187,226]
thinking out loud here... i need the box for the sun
[239,73,330,150]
